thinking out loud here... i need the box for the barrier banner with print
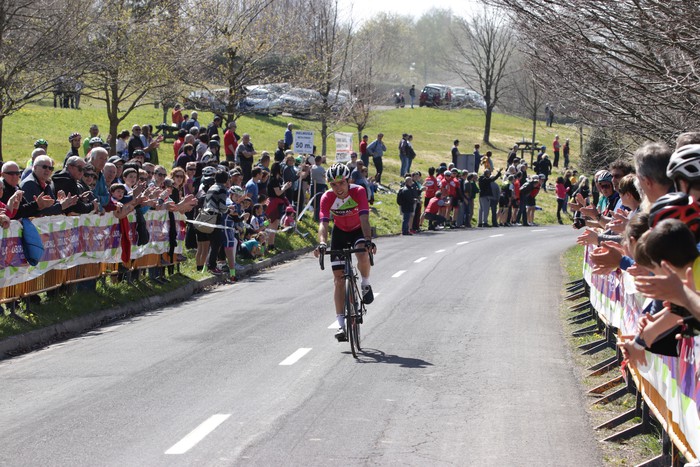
[583,245,699,460]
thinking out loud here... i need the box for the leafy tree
[80,0,186,153]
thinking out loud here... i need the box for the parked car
[450,86,486,109]
[419,84,452,107]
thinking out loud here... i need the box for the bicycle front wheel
[345,276,360,358]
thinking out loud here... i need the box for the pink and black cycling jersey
[319,184,370,232]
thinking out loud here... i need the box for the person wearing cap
[201,139,221,165]
[281,205,297,228]
[83,124,100,156]
[424,191,448,230]
[64,132,82,164]
[525,175,543,226]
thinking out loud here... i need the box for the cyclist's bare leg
[355,251,371,281]
[333,269,345,327]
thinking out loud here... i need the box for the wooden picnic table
[515,141,541,165]
[154,123,180,143]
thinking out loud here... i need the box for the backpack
[20,218,44,266]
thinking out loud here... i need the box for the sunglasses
[155,172,166,177]
[38,165,54,171]
[84,173,96,178]
[599,183,612,189]
[173,174,185,179]
[139,177,149,181]
[146,171,154,175]
[72,165,85,172]
[2,171,21,176]
[186,168,195,172]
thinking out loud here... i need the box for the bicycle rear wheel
[345,276,359,358]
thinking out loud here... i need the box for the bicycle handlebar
[319,246,374,270]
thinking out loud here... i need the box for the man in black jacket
[396,176,416,235]
[1,161,55,218]
[20,155,78,217]
[52,156,98,214]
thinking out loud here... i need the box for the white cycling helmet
[326,163,350,182]
[667,143,700,181]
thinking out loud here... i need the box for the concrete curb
[0,246,316,360]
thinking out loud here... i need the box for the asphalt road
[0,225,601,466]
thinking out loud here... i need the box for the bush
[580,127,629,173]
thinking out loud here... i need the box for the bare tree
[490,0,700,143]
[297,0,353,156]
[451,8,515,144]
[80,0,187,153]
[0,0,87,160]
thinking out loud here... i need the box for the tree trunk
[321,116,328,157]
[483,107,493,144]
[0,117,4,162]
[531,109,537,165]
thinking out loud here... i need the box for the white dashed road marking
[165,414,231,455]
[414,257,427,263]
[279,348,312,366]
[531,229,547,232]
[457,241,470,245]
[392,270,406,278]
[489,234,503,238]
[435,249,446,253]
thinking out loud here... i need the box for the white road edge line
[489,234,504,238]
[414,257,428,263]
[435,249,446,253]
[279,348,312,366]
[531,229,547,232]
[456,241,470,245]
[392,270,406,278]
[165,414,231,455]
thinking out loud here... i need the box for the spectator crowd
[571,133,700,366]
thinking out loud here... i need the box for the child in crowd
[555,176,567,224]
[240,231,265,259]
[281,206,296,230]
[620,219,700,366]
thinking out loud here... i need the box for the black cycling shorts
[330,226,366,271]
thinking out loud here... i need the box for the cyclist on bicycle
[314,163,376,341]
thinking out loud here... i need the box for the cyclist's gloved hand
[364,240,375,253]
[318,242,327,252]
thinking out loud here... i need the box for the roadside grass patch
[559,245,663,466]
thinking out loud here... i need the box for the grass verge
[559,245,662,466]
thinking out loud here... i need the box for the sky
[339,0,482,25]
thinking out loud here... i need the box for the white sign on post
[334,132,353,163]
[294,131,314,154]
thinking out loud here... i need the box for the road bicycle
[319,246,374,358]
